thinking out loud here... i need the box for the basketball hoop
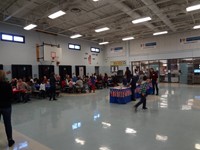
[51,52,56,62]
[51,56,55,62]
[56,61,60,66]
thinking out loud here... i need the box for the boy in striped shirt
[134,76,148,112]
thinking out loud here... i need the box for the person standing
[125,67,131,83]
[134,76,148,111]
[130,74,138,101]
[0,70,15,147]
[49,73,57,101]
[150,68,159,95]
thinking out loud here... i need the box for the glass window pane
[95,48,100,52]
[2,34,13,41]
[91,48,96,52]
[69,44,75,49]
[75,45,80,50]
[14,36,24,42]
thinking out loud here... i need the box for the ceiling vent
[70,8,81,13]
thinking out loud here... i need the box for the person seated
[76,77,83,93]
[17,79,31,103]
[90,75,96,93]
[39,81,46,98]
[43,76,48,84]
[67,79,75,93]
[10,78,17,87]
[72,73,77,82]
[24,81,32,102]
[96,74,103,89]
[61,79,67,90]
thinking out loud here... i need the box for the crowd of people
[5,72,111,103]
[124,67,159,112]
[61,73,109,93]
[0,67,159,147]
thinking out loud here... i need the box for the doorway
[75,66,86,78]
[95,66,99,75]
[12,65,32,80]
[38,65,54,80]
[0,64,3,70]
[59,65,72,80]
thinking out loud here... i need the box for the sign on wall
[107,46,126,57]
[141,42,157,49]
[180,36,200,44]
[110,60,126,66]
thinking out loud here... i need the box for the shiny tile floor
[1,83,200,150]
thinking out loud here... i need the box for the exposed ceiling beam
[140,0,176,32]
[58,12,125,34]
[58,0,171,34]
[107,0,158,32]
[45,3,114,31]
[3,0,39,21]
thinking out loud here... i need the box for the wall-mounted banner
[111,47,123,51]
[107,45,126,57]
[141,42,157,49]
[88,55,91,64]
[110,60,126,66]
[180,36,200,44]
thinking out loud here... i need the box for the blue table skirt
[110,85,154,104]
[110,87,132,104]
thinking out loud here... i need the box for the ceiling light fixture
[186,4,200,12]
[95,27,110,33]
[93,0,99,1]
[70,34,82,39]
[153,31,168,36]
[193,25,200,29]
[48,10,66,19]
[132,17,151,24]
[24,24,37,30]
[122,36,134,41]
[99,42,109,45]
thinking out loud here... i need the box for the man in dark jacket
[150,68,159,95]
[0,70,15,147]
[130,74,138,101]
[49,72,57,100]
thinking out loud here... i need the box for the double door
[12,65,32,80]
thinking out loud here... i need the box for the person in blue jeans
[0,70,15,147]
[134,76,148,111]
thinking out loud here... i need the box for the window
[1,33,25,43]
[91,47,100,53]
[68,43,81,50]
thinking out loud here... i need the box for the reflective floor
[1,83,200,150]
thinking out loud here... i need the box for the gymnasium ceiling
[0,0,200,44]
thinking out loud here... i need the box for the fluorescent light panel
[48,10,66,19]
[193,25,200,29]
[93,0,99,1]
[95,27,110,33]
[153,31,168,36]
[24,24,37,30]
[99,42,109,45]
[70,34,82,39]
[186,4,200,12]
[132,17,151,24]
[122,36,134,41]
